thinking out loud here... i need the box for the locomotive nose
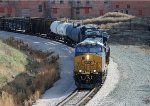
[74,54,103,88]
[76,54,102,73]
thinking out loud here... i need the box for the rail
[57,87,98,106]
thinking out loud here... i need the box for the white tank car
[50,21,109,43]
[50,21,60,34]
[50,21,72,36]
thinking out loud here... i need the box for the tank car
[50,21,81,44]
[50,21,109,45]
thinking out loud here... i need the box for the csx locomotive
[0,17,110,88]
[74,38,110,88]
[74,30,110,88]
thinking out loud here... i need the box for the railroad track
[32,33,76,48]
[4,30,75,48]
[57,87,99,106]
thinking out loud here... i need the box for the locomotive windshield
[75,47,88,53]
[75,45,102,56]
[89,46,102,53]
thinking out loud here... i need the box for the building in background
[110,1,150,17]
[48,0,150,19]
[15,0,46,17]
[0,1,15,17]
[49,0,107,19]
[0,0,150,18]
[0,0,47,17]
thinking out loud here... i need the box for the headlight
[79,70,82,73]
[86,55,90,60]
[93,70,97,72]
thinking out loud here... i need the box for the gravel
[65,91,89,106]
[87,45,150,106]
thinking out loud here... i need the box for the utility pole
[49,0,51,18]
[69,0,74,19]
[43,1,51,18]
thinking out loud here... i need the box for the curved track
[57,87,100,106]
[17,32,76,48]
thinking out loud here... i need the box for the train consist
[0,17,110,88]
[50,21,110,88]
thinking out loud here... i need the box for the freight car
[0,17,54,35]
[0,17,31,32]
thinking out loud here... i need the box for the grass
[0,37,60,106]
[0,40,27,87]
[71,12,135,25]
[102,12,133,18]
[0,75,7,86]
[83,12,138,26]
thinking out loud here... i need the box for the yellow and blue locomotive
[74,37,110,88]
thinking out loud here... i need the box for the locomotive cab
[74,38,108,88]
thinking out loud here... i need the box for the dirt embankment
[0,37,60,106]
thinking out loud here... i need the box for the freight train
[0,17,110,88]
